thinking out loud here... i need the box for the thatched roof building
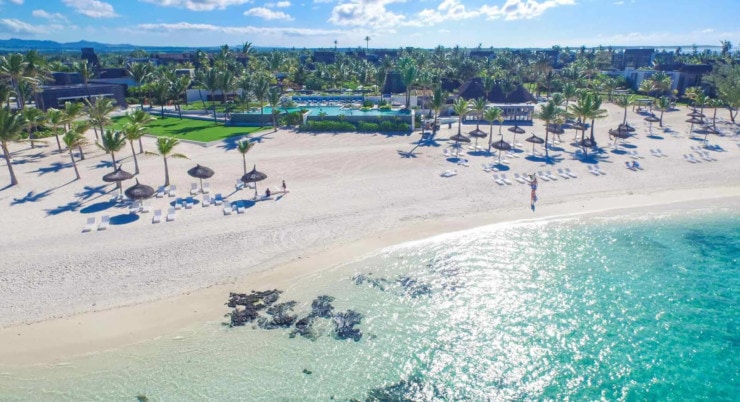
[457,77,536,104]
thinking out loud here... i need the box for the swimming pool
[247,106,409,117]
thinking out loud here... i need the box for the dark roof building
[381,71,406,94]
[613,48,655,69]
[35,84,127,111]
[457,77,536,104]
[81,47,100,67]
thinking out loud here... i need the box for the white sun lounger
[697,152,714,162]
[202,194,211,207]
[513,173,527,184]
[236,201,246,214]
[537,171,551,182]
[223,203,232,215]
[82,217,96,233]
[595,165,607,175]
[98,215,109,231]
[500,174,513,185]
[545,171,558,181]
[129,200,141,214]
[440,170,457,177]
[166,207,176,222]
[235,179,244,191]
[564,168,578,178]
[492,174,505,185]
[213,193,225,206]
[174,198,183,210]
[156,186,167,198]
[587,165,601,176]
[556,168,570,179]
[655,148,667,157]
[482,163,491,172]
[152,209,162,223]
[683,154,698,163]
[168,185,177,197]
[190,183,199,195]
[443,148,451,157]
[202,182,211,194]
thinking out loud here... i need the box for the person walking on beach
[530,175,538,210]
[282,180,286,191]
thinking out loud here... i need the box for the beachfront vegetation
[146,137,187,186]
[300,119,410,133]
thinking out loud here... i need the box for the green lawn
[111,116,267,143]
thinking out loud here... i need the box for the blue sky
[0,0,738,49]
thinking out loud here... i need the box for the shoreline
[1,187,738,366]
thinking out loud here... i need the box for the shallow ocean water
[1,208,738,401]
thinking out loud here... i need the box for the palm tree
[452,97,469,136]
[613,95,634,127]
[97,129,127,173]
[267,86,281,132]
[398,57,418,109]
[562,82,577,113]
[86,97,115,140]
[121,122,146,174]
[587,93,607,144]
[252,74,269,117]
[0,53,30,110]
[197,68,221,121]
[126,109,154,153]
[127,62,153,109]
[237,139,252,174]
[483,106,503,153]
[74,61,96,100]
[146,137,187,186]
[0,108,26,186]
[45,108,65,151]
[568,93,591,142]
[21,107,45,149]
[429,86,445,138]
[534,100,564,161]
[63,101,86,159]
[364,36,370,53]
[655,96,671,127]
[62,124,88,180]
[470,98,487,132]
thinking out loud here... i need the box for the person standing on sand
[282,180,286,191]
[530,175,538,209]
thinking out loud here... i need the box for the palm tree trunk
[54,133,62,152]
[163,156,170,186]
[69,150,80,180]
[138,138,144,154]
[78,145,85,160]
[242,154,247,175]
[659,110,665,127]
[544,120,550,160]
[130,141,140,174]
[487,124,493,153]
[211,91,217,123]
[1,142,18,186]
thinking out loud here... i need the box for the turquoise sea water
[1,208,738,401]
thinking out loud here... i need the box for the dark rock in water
[259,301,298,329]
[352,274,388,291]
[333,310,363,341]
[309,295,335,318]
[396,276,432,297]
[226,290,283,327]
[302,368,312,375]
[365,375,432,401]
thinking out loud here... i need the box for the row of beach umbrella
[103,163,268,202]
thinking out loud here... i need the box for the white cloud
[32,9,70,23]
[614,1,624,5]
[276,1,291,7]
[479,0,575,21]
[62,0,118,18]
[329,0,407,28]
[138,0,253,11]
[244,7,294,20]
[10,0,24,4]
[133,22,345,37]
[418,0,479,25]
[0,18,46,34]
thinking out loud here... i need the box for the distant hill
[0,38,217,53]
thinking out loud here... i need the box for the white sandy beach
[0,103,739,365]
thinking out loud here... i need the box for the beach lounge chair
[492,174,505,186]
[168,185,177,197]
[587,165,601,176]
[443,148,451,157]
[595,165,607,175]
[213,193,225,206]
[513,173,527,184]
[697,152,714,162]
[625,161,637,171]
[632,161,644,170]
[140,202,151,213]
[440,170,457,177]
[190,183,199,195]
[235,179,244,191]
[545,171,558,181]
[185,197,194,209]
[129,200,141,214]
[683,154,698,163]
[98,215,109,231]
[152,209,162,223]
[82,217,96,233]
[564,168,578,178]
[156,186,167,198]
[223,203,232,215]
[500,174,513,185]
[557,168,570,179]
[174,198,183,210]
[458,158,470,167]
[655,149,667,157]
[236,201,246,214]
[166,207,176,222]
[202,194,211,207]
[202,182,211,194]
[482,163,491,172]
[537,171,551,182]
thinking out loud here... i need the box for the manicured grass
[111,116,268,143]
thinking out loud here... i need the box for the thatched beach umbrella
[569,122,587,140]
[449,133,470,157]
[241,164,267,198]
[103,165,134,196]
[125,179,155,201]
[490,138,512,165]
[644,115,660,135]
[686,117,704,136]
[467,128,487,148]
[525,134,544,154]
[608,128,631,147]
[507,125,525,148]
[187,164,215,193]
[617,123,636,132]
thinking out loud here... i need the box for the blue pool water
[1,207,738,401]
